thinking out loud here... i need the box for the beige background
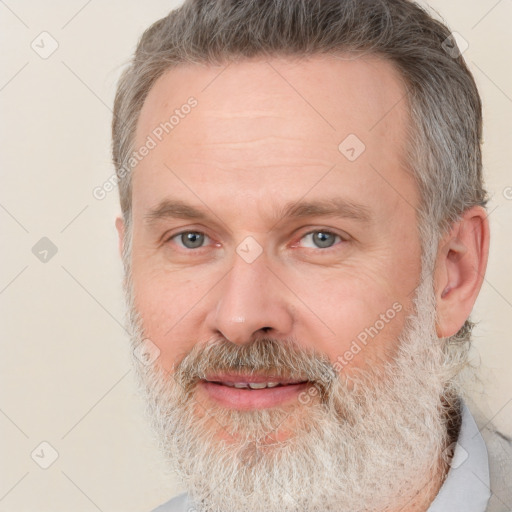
[0,1,511,511]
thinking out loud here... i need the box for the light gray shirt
[151,402,493,512]
[428,401,490,511]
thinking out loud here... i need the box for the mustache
[170,336,338,394]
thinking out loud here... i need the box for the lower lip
[199,380,310,410]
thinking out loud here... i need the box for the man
[112,0,512,511]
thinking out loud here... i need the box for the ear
[433,206,490,338]
[115,215,125,259]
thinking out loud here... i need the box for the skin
[116,54,489,512]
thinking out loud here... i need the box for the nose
[206,251,295,345]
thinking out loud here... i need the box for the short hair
[112,0,488,343]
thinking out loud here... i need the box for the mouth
[199,374,311,409]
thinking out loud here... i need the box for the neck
[389,397,463,512]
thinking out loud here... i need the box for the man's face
[121,56,460,512]
[129,54,422,401]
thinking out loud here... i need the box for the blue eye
[173,231,208,249]
[300,231,341,249]
[167,229,343,252]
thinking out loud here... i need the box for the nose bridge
[209,249,293,344]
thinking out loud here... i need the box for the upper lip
[203,373,308,385]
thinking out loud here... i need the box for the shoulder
[470,402,512,512]
[481,426,512,512]
[149,492,191,512]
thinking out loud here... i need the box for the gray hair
[113,0,487,343]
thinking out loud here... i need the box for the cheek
[289,267,411,371]
[131,267,209,370]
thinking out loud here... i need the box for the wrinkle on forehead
[135,54,410,152]
[132,54,418,226]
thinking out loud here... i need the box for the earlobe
[434,207,490,338]
[115,216,125,258]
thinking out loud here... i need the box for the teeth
[248,382,267,389]
[231,382,283,389]
[209,380,301,389]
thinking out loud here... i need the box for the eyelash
[166,229,347,251]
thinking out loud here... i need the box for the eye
[299,230,343,249]
[170,231,210,249]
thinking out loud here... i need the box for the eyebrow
[145,199,210,223]
[144,197,372,227]
[277,198,372,224]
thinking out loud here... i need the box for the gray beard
[125,271,468,512]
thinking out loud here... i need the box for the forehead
[136,54,409,145]
[132,54,417,222]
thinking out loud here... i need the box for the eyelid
[163,225,208,241]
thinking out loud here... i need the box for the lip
[199,379,311,410]
[203,373,306,385]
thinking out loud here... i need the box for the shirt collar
[427,400,491,512]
